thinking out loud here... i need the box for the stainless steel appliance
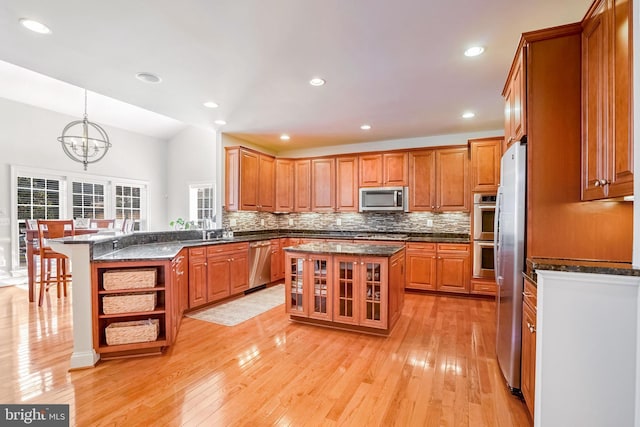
[359,187,408,212]
[494,141,527,392]
[473,240,495,279]
[473,193,497,241]
[249,240,271,289]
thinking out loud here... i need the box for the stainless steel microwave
[359,187,408,212]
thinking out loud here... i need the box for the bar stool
[89,218,116,229]
[36,220,74,306]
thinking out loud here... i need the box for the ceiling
[0,0,591,153]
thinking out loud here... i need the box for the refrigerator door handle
[494,188,503,285]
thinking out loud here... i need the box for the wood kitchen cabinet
[521,276,538,419]
[275,158,294,212]
[503,47,526,153]
[335,155,359,212]
[311,157,335,212]
[225,147,275,212]
[171,249,188,341]
[581,0,633,200]
[285,253,333,321]
[469,137,502,193]
[294,159,311,212]
[405,242,437,291]
[359,152,408,187]
[409,147,469,212]
[188,242,249,309]
[436,243,470,294]
[270,238,285,282]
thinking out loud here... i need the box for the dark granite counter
[283,242,404,257]
[526,257,640,283]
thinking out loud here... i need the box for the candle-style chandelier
[58,89,111,170]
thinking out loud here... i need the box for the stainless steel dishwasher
[248,240,271,289]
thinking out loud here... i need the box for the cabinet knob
[436,206,440,209]
[594,180,600,187]
[527,322,536,333]
[600,179,610,186]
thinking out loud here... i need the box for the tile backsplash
[222,209,470,235]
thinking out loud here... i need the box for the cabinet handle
[436,206,440,209]
[527,322,536,333]
[594,180,600,187]
[600,179,610,186]
[508,137,514,142]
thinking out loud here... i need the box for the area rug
[187,284,284,326]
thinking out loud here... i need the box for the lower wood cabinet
[521,276,537,420]
[470,279,497,296]
[270,238,285,282]
[406,242,470,294]
[188,242,249,309]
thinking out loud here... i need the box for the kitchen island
[284,242,405,335]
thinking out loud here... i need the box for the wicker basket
[105,319,159,345]
[102,292,157,314]
[103,268,156,290]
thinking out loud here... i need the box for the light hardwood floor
[0,285,531,426]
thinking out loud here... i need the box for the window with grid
[189,184,215,228]
[72,181,105,219]
[115,184,142,231]
[16,176,62,266]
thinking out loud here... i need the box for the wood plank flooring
[0,285,532,426]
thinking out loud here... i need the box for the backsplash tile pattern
[222,210,470,235]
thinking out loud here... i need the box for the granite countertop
[283,242,404,257]
[527,257,640,283]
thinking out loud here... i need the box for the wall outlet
[427,219,433,227]
[260,219,265,226]
[230,218,237,226]
[288,218,294,226]
[336,218,342,226]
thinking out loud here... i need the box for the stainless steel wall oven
[473,193,496,279]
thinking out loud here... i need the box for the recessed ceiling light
[203,101,219,108]
[309,78,326,87]
[135,72,162,84]
[462,111,475,119]
[360,124,372,130]
[280,134,290,141]
[464,46,485,57]
[19,18,51,34]
[214,120,227,125]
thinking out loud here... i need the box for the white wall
[634,1,640,268]
[0,97,169,276]
[165,126,218,227]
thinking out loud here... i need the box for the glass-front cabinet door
[334,256,359,325]
[359,257,388,329]
[285,254,307,315]
[308,255,332,321]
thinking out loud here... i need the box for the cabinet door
[225,148,240,211]
[406,251,437,291]
[511,49,526,142]
[285,255,307,315]
[470,137,501,192]
[437,254,470,294]
[334,257,359,325]
[207,256,231,302]
[336,156,359,212]
[359,258,388,329]
[521,300,537,418]
[383,152,408,186]
[229,252,249,294]
[409,150,436,211]
[270,240,283,282]
[308,255,332,321]
[188,254,207,308]
[294,159,311,212]
[311,158,335,212]
[275,158,294,212]
[359,154,383,187]
[240,149,259,210]
[436,148,469,212]
[258,154,275,211]
[582,0,608,200]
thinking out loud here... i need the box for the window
[189,184,215,228]
[72,181,105,219]
[115,184,143,231]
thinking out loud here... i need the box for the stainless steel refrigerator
[494,141,527,392]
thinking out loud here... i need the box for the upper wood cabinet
[409,147,469,212]
[503,47,526,153]
[581,0,633,200]
[275,158,294,212]
[359,152,408,187]
[294,159,312,212]
[469,137,502,193]
[225,147,275,212]
[311,157,335,212]
[335,156,359,212]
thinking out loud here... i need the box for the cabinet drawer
[523,277,537,310]
[470,279,496,296]
[206,242,249,256]
[189,247,206,258]
[406,242,436,251]
[437,243,469,253]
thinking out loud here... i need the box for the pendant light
[58,89,111,170]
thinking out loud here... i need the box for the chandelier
[58,89,111,170]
